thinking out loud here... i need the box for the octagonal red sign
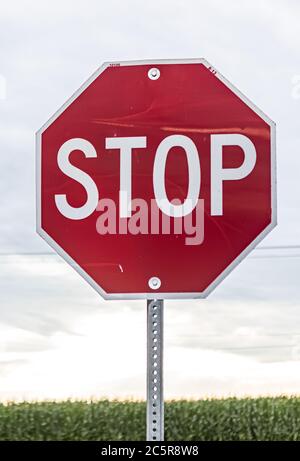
[36,59,276,299]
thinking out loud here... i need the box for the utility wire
[214,344,295,351]
[1,245,300,256]
[256,245,300,250]
[251,254,300,259]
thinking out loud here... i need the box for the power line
[251,254,300,259]
[178,343,299,351]
[178,332,300,338]
[256,245,300,250]
[214,344,296,351]
[1,245,300,256]
[0,252,54,256]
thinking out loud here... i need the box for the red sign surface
[37,59,276,299]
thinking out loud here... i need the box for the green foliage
[0,397,300,441]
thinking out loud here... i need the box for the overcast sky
[1,0,300,401]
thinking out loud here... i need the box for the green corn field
[0,397,300,441]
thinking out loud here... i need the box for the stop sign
[36,59,276,299]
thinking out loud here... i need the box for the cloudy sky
[1,0,300,401]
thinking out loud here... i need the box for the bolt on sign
[36,59,276,440]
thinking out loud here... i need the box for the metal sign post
[147,299,164,441]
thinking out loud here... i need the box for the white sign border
[36,58,277,300]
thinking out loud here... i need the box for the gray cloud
[0,0,300,399]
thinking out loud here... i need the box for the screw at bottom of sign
[149,277,161,290]
[148,68,160,80]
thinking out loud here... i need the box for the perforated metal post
[147,299,164,441]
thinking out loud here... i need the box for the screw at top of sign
[149,277,161,290]
[148,68,160,80]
